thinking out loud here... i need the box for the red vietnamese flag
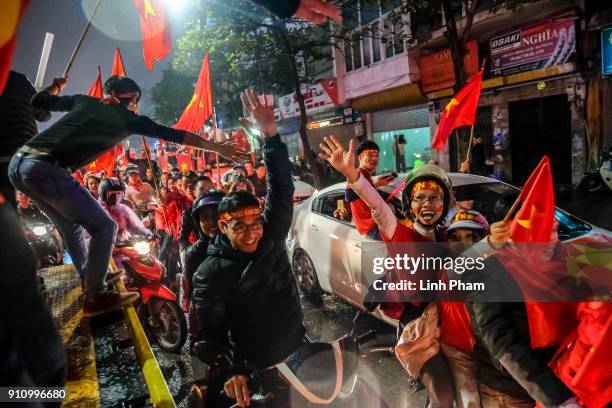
[432,69,484,150]
[0,0,30,94]
[133,0,172,71]
[506,156,577,349]
[111,48,126,77]
[510,156,555,243]
[176,151,193,172]
[87,66,103,98]
[174,53,214,132]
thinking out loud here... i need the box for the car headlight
[134,241,150,255]
[32,226,47,236]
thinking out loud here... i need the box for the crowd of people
[0,1,609,407]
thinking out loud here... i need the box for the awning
[351,83,427,113]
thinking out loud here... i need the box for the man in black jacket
[192,90,305,408]
[8,75,245,317]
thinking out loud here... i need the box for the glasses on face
[411,194,443,205]
[226,218,264,234]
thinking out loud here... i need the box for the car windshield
[453,182,592,241]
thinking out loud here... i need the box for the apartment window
[343,0,406,72]
[352,33,362,69]
[344,39,353,72]
[371,21,381,62]
[360,0,380,23]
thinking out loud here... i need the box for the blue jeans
[8,155,117,297]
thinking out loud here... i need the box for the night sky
[13,0,190,129]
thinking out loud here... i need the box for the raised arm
[319,136,397,239]
[130,116,249,162]
[241,89,294,241]
[30,77,76,112]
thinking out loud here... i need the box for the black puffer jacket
[192,135,305,369]
[462,259,574,405]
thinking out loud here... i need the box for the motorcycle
[187,312,389,408]
[578,147,612,192]
[22,219,64,268]
[113,236,187,353]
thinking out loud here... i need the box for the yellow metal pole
[109,260,176,407]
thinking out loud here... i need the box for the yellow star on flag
[564,243,612,285]
[516,204,538,230]
[144,0,157,18]
[89,162,97,169]
[186,93,204,111]
[180,162,188,171]
[444,98,459,114]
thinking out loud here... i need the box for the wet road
[92,293,425,407]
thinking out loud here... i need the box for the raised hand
[240,89,277,138]
[319,136,360,183]
[295,0,341,24]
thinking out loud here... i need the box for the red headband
[220,206,262,222]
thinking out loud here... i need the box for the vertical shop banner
[277,78,339,119]
[490,20,576,76]
[602,27,612,76]
[419,40,479,93]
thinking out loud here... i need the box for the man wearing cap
[192,90,305,408]
[125,164,156,206]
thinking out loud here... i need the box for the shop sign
[490,20,576,76]
[419,40,479,93]
[277,78,339,119]
[602,27,612,76]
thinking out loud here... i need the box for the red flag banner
[133,0,172,71]
[431,70,484,151]
[87,66,103,99]
[510,156,555,243]
[176,151,193,172]
[0,0,30,94]
[112,48,126,77]
[174,53,213,132]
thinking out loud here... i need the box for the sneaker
[105,269,125,284]
[83,291,140,317]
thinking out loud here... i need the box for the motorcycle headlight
[134,241,150,255]
[32,226,47,236]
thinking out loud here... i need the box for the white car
[287,173,610,323]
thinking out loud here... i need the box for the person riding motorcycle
[99,177,153,242]
[125,164,156,206]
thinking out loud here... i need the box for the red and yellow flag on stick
[174,53,214,132]
[432,63,484,151]
[133,0,172,71]
[111,48,126,77]
[0,0,30,95]
[87,65,103,98]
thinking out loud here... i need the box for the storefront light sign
[602,27,612,76]
[307,115,344,129]
[490,20,576,76]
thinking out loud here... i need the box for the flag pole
[466,124,475,162]
[63,0,102,77]
[212,107,221,186]
[141,137,173,237]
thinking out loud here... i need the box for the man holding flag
[8,74,246,317]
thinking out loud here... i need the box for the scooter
[578,148,612,192]
[22,219,64,268]
[113,236,187,353]
[186,312,390,408]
